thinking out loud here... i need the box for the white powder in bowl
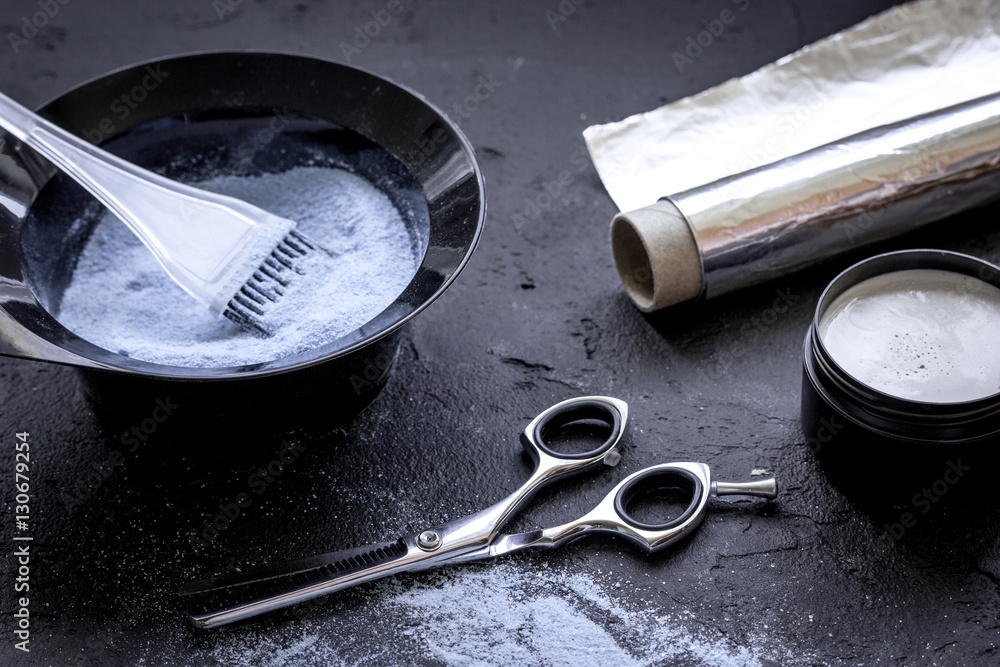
[56,166,421,368]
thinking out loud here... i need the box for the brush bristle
[222,230,317,335]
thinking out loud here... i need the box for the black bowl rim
[12,49,486,380]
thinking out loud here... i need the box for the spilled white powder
[819,268,1000,403]
[193,562,813,666]
[57,167,420,367]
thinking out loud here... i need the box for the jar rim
[806,249,1000,442]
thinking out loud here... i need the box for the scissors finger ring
[181,396,777,628]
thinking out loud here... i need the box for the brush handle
[0,90,293,314]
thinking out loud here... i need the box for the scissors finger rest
[482,462,777,560]
[181,396,777,628]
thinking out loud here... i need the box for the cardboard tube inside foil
[611,91,1000,311]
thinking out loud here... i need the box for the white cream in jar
[818,268,1000,403]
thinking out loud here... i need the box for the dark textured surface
[2,0,1000,665]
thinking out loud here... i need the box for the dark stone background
[2,0,999,664]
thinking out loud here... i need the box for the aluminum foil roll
[610,91,1000,309]
[589,0,1000,311]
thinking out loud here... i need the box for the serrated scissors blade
[180,396,633,629]
[182,539,409,629]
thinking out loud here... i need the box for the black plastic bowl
[0,51,485,433]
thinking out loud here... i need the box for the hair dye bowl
[0,52,485,438]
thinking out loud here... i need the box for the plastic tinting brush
[0,88,330,336]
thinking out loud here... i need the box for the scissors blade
[181,539,409,629]
[439,529,552,566]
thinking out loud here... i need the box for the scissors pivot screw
[417,530,442,551]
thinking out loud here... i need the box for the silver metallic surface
[585,0,1000,214]
[183,396,631,628]
[712,478,778,499]
[484,463,777,558]
[417,530,442,551]
[669,92,1000,299]
[182,396,778,629]
[585,0,1000,304]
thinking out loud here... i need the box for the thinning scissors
[181,396,777,628]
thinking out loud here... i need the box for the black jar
[801,249,1000,495]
